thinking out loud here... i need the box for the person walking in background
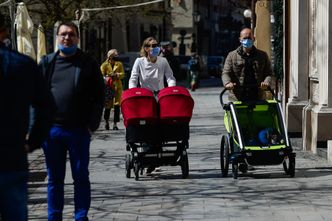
[187,53,201,91]
[39,21,105,221]
[0,13,53,221]
[100,49,124,130]
[129,36,176,92]
[221,28,272,101]
[160,41,180,79]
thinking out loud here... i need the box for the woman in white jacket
[128,37,176,175]
[129,37,176,92]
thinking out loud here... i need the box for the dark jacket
[221,46,272,101]
[39,49,105,132]
[0,43,53,171]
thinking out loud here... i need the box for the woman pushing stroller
[128,37,176,174]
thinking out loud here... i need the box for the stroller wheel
[125,154,132,178]
[181,152,189,178]
[134,162,139,181]
[220,135,230,177]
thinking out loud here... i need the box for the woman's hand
[112,73,120,79]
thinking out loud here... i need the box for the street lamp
[243,9,252,19]
[193,11,201,24]
[243,9,252,28]
[179,29,187,56]
[191,11,201,54]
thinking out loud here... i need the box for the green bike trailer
[219,88,296,179]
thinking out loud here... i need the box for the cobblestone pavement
[28,83,332,221]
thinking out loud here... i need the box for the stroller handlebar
[219,88,228,108]
[219,85,276,108]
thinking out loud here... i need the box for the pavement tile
[27,84,332,221]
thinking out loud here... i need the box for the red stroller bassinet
[121,88,158,143]
[123,86,194,180]
[158,86,194,141]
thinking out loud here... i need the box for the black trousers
[103,105,120,123]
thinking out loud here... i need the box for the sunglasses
[144,43,159,48]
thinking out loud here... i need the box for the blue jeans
[0,171,28,221]
[43,126,91,221]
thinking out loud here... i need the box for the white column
[286,0,309,134]
[289,0,299,99]
[304,0,332,153]
[316,0,330,107]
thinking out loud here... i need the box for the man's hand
[225,82,236,90]
[24,144,30,153]
[88,128,92,136]
[260,82,270,89]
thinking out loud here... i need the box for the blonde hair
[139,37,157,57]
[107,49,118,58]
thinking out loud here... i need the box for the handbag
[105,77,115,101]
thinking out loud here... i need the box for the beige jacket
[221,46,272,101]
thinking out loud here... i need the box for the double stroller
[121,86,194,180]
[219,87,296,179]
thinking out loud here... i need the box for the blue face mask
[149,47,160,57]
[241,39,253,48]
[58,44,78,55]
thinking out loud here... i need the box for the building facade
[78,1,172,63]
[285,0,332,154]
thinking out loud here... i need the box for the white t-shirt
[129,56,176,91]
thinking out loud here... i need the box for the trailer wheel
[283,155,296,177]
[239,163,248,174]
[232,162,238,179]
[283,157,290,175]
[220,135,230,177]
[288,156,296,178]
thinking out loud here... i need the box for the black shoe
[113,125,118,130]
[105,123,110,130]
[146,166,155,176]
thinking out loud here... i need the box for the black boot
[105,122,110,130]
[104,108,111,130]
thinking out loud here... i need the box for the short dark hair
[56,21,79,37]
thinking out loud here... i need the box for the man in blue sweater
[0,13,53,221]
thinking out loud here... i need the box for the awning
[37,24,46,63]
[14,2,36,60]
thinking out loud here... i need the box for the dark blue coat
[0,43,53,171]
